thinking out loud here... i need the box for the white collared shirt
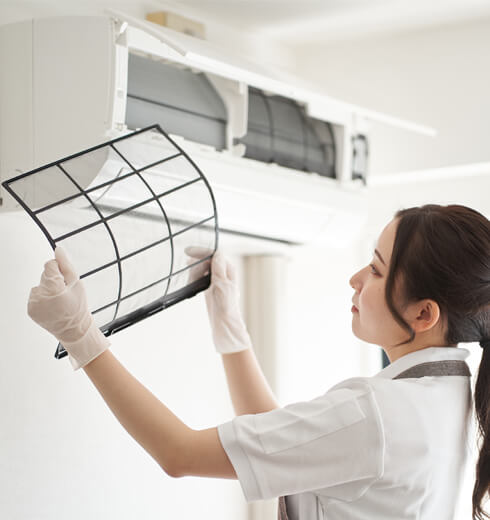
[217,346,473,519]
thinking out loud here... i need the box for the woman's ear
[407,299,441,334]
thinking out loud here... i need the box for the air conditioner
[0,13,436,255]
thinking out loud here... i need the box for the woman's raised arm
[83,348,237,479]
[27,246,237,479]
[185,247,279,415]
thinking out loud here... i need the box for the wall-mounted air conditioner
[0,13,436,254]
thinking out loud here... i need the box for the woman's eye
[369,264,379,275]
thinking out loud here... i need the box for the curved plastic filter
[2,125,219,360]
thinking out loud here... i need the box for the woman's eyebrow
[374,249,386,266]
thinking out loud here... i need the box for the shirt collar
[374,346,471,379]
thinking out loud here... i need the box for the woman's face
[349,217,407,349]
[350,217,452,360]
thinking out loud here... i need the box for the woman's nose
[349,273,358,290]
[349,268,363,290]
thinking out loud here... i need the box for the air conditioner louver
[238,87,337,177]
[126,53,227,150]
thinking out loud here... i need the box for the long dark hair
[383,204,490,519]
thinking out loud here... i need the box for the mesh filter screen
[2,125,219,360]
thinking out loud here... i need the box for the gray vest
[277,359,471,520]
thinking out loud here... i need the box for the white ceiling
[157,0,490,44]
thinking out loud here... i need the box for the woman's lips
[351,305,359,312]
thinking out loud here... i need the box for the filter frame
[2,124,219,360]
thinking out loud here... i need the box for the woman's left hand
[27,246,111,370]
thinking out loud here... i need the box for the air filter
[2,125,219,360]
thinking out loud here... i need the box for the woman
[27,204,490,519]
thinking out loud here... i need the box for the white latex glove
[27,246,111,370]
[184,247,252,354]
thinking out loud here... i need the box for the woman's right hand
[184,247,252,354]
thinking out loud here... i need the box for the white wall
[294,16,490,175]
[0,0,295,72]
[272,238,382,407]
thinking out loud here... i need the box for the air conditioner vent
[238,87,337,178]
[126,53,227,150]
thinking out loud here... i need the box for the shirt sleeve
[217,379,385,502]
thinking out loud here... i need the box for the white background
[0,1,488,518]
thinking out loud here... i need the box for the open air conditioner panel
[1,125,219,360]
[126,53,339,178]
